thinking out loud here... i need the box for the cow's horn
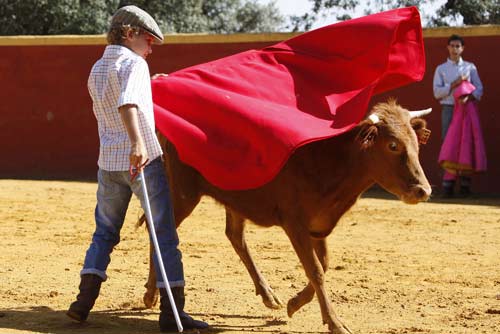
[368,114,380,124]
[409,108,432,118]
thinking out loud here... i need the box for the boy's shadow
[0,306,227,334]
[0,306,317,333]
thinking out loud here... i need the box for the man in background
[433,34,483,197]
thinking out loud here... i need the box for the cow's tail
[135,213,149,231]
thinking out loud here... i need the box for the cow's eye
[388,142,398,151]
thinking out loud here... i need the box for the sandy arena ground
[0,179,499,334]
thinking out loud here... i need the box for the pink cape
[152,7,425,190]
[438,81,487,175]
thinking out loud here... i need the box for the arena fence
[1,26,499,194]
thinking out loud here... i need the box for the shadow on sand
[362,186,500,207]
[0,306,327,334]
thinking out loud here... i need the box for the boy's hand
[129,141,148,171]
[151,73,168,80]
[458,94,474,105]
[451,74,467,89]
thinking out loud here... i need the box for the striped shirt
[433,57,483,106]
[88,45,162,171]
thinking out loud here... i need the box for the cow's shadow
[0,306,327,334]
[363,186,500,207]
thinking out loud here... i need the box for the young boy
[66,5,208,332]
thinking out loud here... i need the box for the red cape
[152,7,425,190]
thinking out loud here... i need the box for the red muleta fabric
[152,6,425,190]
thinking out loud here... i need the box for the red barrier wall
[1,28,499,194]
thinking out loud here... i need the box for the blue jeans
[81,157,184,288]
[441,104,454,140]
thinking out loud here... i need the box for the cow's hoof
[143,291,158,309]
[328,319,353,334]
[329,327,353,334]
[258,286,283,309]
[330,326,353,334]
[287,289,314,317]
[287,297,301,317]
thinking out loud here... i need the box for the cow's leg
[143,150,202,309]
[287,238,328,317]
[143,239,158,308]
[283,224,351,334]
[143,191,201,308]
[225,208,283,309]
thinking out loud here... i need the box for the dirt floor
[0,179,499,334]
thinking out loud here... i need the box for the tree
[290,0,500,31]
[118,0,208,33]
[0,0,114,35]
[289,0,358,31]
[120,0,284,33]
[431,0,500,26]
[0,0,284,35]
[204,0,285,33]
[290,0,427,31]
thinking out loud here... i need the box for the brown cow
[142,100,432,334]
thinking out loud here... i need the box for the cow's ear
[357,121,378,150]
[411,118,431,145]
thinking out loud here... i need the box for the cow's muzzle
[402,184,432,204]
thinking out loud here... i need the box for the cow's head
[356,100,432,204]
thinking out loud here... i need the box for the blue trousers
[81,157,184,288]
[441,104,454,140]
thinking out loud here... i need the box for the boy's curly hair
[107,23,143,45]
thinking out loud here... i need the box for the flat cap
[111,5,163,45]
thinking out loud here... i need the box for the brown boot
[159,287,209,332]
[67,274,103,322]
